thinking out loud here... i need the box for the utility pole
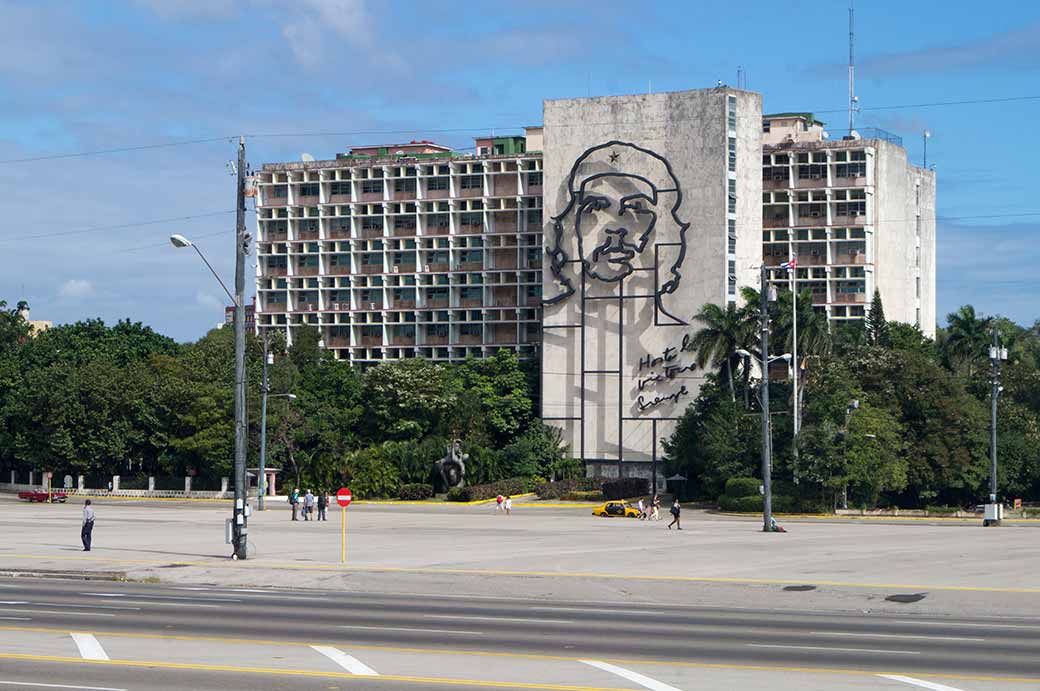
[232,135,249,559]
[760,265,773,533]
[985,329,1007,526]
[258,331,269,511]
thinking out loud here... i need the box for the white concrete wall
[873,141,936,337]
[541,88,762,470]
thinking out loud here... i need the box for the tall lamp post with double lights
[257,332,296,511]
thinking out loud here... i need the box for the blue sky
[0,0,1037,342]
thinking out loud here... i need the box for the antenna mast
[848,0,856,133]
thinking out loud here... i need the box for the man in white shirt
[81,500,95,551]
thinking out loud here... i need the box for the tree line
[0,300,567,496]
[664,290,1040,509]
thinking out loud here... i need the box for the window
[836,162,866,178]
[460,212,482,227]
[916,276,921,298]
[394,179,416,193]
[762,120,771,133]
[527,172,543,187]
[361,217,382,231]
[836,201,866,217]
[361,180,383,194]
[728,219,736,255]
[727,179,736,214]
[728,260,736,293]
[427,177,449,191]
[428,213,449,229]
[394,216,416,230]
[727,95,737,129]
[299,184,319,197]
[728,137,737,172]
[460,175,482,190]
[330,182,350,197]
[270,185,288,198]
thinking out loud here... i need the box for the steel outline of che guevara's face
[575,173,658,283]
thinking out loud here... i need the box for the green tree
[865,290,890,347]
[689,302,755,402]
[942,305,992,377]
[361,359,459,441]
[453,349,534,446]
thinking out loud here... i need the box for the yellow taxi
[592,501,641,518]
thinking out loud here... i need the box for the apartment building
[761,113,936,336]
[254,134,544,363]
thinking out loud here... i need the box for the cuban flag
[780,258,798,270]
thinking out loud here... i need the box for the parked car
[17,489,67,503]
[592,501,639,518]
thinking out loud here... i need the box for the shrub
[398,483,434,500]
[551,457,585,481]
[724,477,761,498]
[561,490,604,502]
[602,477,649,501]
[446,477,531,502]
[344,446,400,499]
[718,494,796,513]
[535,477,605,499]
[924,505,959,515]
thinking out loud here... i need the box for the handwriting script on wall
[635,334,697,411]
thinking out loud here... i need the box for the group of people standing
[636,496,683,529]
[288,488,328,521]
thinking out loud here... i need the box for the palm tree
[943,305,991,377]
[689,301,755,402]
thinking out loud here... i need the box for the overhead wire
[0,210,237,243]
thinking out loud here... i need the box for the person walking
[303,489,315,521]
[652,495,662,521]
[495,494,504,513]
[289,487,300,521]
[668,498,681,530]
[504,495,512,516]
[637,498,646,520]
[81,500,95,551]
[317,491,328,521]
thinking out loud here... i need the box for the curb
[0,569,126,582]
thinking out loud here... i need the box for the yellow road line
[0,653,637,690]
[0,635,1036,686]
[720,512,1040,522]
[4,552,1040,593]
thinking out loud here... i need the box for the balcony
[325,336,350,347]
[359,264,383,274]
[492,297,518,308]
[265,231,288,242]
[426,262,449,273]
[426,298,449,308]
[764,214,790,229]
[458,261,484,271]
[834,253,868,265]
[459,298,483,308]
[389,335,416,346]
[391,225,417,237]
[799,254,828,266]
[795,214,828,227]
[266,266,288,276]
[425,225,449,236]
[359,227,383,239]
[359,335,382,346]
[295,303,319,312]
[763,175,790,190]
[457,334,482,345]
[328,265,351,275]
[794,176,826,189]
[424,188,449,200]
[295,265,319,276]
[391,263,416,274]
[832,292,866,304]
[359,192,383,203]
[424,335,449,345]
[297,195,319,206]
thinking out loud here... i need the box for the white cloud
[58,279,94,299]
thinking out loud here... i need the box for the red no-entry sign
[336,487,353,507]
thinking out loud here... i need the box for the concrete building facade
[254,135,544,363]
[540,88,762,478]
[761,114,936,335]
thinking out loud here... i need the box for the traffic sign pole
[336,487,352,565]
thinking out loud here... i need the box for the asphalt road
[0,577,1036,690]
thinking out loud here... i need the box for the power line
[0,137,234,164]
[115,229,231,255]
[815,95,1040,114]
[0,210,236,243]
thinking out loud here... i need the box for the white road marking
[33,603,140,611]
[580,660,684,691]
[0,617,30,621]
[812,631,984,642]
[80,592,240,602]
[878,674,967,691]
[338,625,483,635]
[101,600,219,609]
[0,601,28,605]
[0,609,113,618]
[70,633,109,661]
[890,619,1040,630]
[311,645,378,675]
[424,614,575,624]
[748,643,920,655]
[0,682,125,691]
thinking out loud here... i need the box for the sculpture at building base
[435,439,467,490]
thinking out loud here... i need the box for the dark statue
[435,439,467,490]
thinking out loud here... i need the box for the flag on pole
[780,258,798,270]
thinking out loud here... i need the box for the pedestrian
[495,494,504,513]
[504,495,512,515]
[289,487,300,521]
[81,500,95,551]
[106,480,113,494]
[668,498,681,530]
[653,495,662,521]
[637,498,646,520]
[304,489,315,521]
[317,491,328,521]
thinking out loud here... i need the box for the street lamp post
[985,329,1008,526]
[841,399,860,510]
[168,135,251,559]
[258,332,295,511]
